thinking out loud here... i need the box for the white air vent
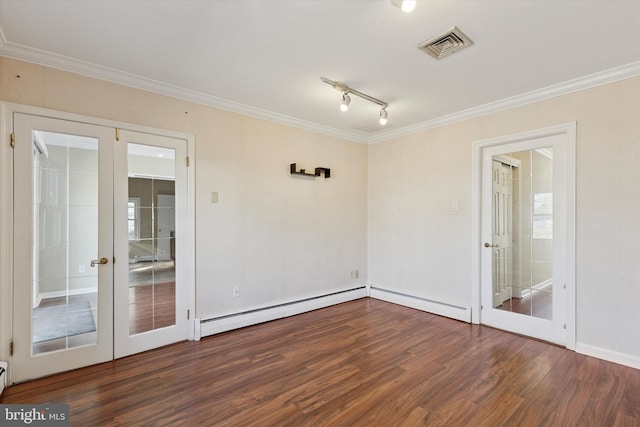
[418,26,473,59]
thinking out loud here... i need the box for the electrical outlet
[232,286,240,297]
[350,270,359,279]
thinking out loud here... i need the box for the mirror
[492,148,553,320]
[127,143,176,335]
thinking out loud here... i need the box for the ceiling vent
[418,26,473,59]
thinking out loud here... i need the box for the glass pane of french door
[127,144,177,335]
[31,131,100,354]
[114,129,187,359]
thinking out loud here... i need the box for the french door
[113,130,188,358]
[11,113,188,383]
[478,127,575,346]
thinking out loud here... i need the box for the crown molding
[368,60,640,144]
[0,34,369,144]
[1,27,639,145]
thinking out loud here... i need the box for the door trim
[0,102,196,382]
[471,122,576,350]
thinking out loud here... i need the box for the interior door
[491,159,514,307]
[113,130,188,358]
[480,133,568,345]
[11,114,191,382]
[12,114,115,383]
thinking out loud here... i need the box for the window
[128,197,140,240]
[533,192,552,239]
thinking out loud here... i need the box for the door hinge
[563,324,567,330]
[113,256,116,264]
[187,309,190,320]
[10,339,14,356]
[563,284,567,289]
[186,156,190,167]
[115,128,120,141]
[10,133,15,148]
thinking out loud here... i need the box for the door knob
[90,257,109,267]
[483,242,499,248]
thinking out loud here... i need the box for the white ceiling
[1,0,639,143]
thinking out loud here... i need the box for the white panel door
[12,114,114,383]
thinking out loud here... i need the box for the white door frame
[471,122,576,350]
[0,102,196,383]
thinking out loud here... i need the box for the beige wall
[369,76,640,359]
[1,57,368,319]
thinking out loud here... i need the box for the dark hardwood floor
[3,298,639,426]
[497,288,553,319]
[128,281,176,334]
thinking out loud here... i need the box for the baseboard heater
[196,286,367,339]
[369,286,472,323]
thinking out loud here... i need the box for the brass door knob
[90,257,109,267]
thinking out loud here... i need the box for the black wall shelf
[290,163,331,179]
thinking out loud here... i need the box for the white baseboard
[369,286,472,323]
[521,278,553,298]
[575,342,640,370]
[38,287,98,301]
[196,287,368,340]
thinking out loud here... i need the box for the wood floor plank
[2,298,640,426]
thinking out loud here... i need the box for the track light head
[379,108,388,125]
[391,0,416,13]
[321,78,390,123]
[340,92,351,112]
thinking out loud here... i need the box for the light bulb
[401,0,416,13]
[379,109,388,125]
[391,0,416,13]
[340,93,351,112]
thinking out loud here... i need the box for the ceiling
[1,0,639,143]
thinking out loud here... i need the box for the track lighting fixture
[391,0,416,13]
[321,77,389,126]
[340,92,351,112]
[379,109,388,125]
